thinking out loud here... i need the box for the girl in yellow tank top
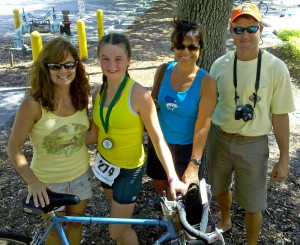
[86,33,188,245]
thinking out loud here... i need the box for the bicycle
[234,0,268,15]
[234,0,251,6]
[257,0,268,15]
[0,180,225,244]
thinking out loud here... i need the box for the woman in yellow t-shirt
[7,37,92,245]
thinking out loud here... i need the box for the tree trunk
[177,0,234,71]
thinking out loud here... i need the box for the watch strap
[190,158,201,165]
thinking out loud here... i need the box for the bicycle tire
[0,231,32,245]
[257,3,268,15]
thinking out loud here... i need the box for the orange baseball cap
[230,3,262,23]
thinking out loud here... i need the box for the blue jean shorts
[48,168,93,201]
[99,159,146,205]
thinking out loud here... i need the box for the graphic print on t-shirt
[43,123,87,156]
[165,95,179,111]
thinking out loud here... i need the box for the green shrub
[277,29,300,41]
[277,29,300,60]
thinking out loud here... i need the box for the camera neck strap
[233,49,262,108]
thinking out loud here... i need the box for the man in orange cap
[207,3,295,244]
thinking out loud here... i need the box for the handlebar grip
[177,201,209,244]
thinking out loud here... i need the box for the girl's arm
[85,85,101,145]
[131,83,188,198]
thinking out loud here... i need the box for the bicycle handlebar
[21,189,80,214]
[177,200,209,243]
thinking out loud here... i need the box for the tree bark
[177,0,235,71]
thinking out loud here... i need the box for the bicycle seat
[21,189,80,215]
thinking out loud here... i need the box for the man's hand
[182,161,200,185]
[270,159,289,183]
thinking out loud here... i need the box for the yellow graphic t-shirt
[29,107,89,183]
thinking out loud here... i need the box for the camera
[235,104,254,122]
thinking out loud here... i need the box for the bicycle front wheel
[257,3,268,15]
[0,232,32,245]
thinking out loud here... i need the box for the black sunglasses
[175,44,200,52]
[47,61,77,71]
[232,25,260,35]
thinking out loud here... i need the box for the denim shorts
[207,124,269,212]
[100,161,146,205]
[48,169,93,201]
[146,139,193,180]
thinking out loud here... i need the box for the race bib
[92,153,120,186]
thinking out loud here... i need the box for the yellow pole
[13,9,21,29]
[30,31,43,62]
[77,19,88,60]
[96,9,104,40]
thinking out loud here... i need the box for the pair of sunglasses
[47,61,77,71]
[175,44,200,52]
[232,25,260,35]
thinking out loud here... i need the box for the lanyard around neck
[100,76,128,134]
[233,49,262,108]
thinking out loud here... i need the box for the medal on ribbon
[102,138,113,149]
[99,76,128,150]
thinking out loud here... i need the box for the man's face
[230,16,263,51]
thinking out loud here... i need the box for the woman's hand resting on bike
[169,179,188,199]
[27,180,50,208]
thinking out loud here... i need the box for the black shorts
[145,139,193,180]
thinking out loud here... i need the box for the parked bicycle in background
[234,0,268,15]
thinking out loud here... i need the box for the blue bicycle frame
[35,214,178,245]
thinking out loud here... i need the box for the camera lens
[242,113,253,122]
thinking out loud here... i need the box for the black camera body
[235,104,254,122]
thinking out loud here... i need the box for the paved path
[0,0,299,129]
[0,0,159,40]
[0,0,159,129]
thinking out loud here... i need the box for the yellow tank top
[29,107,90,183]
[93,78,145,169]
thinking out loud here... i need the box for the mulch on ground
[0,0,299,244]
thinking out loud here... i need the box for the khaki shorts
[207,124,269,212]
[48,168,93,201]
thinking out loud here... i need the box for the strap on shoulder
[151,62,168,99]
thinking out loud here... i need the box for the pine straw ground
[0,0,299,244]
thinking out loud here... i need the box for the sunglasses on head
[232,25,260,35]
[175,44,200,52]
[47,61,77,71]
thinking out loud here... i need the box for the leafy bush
[277,29,300,41]
[276,29,300,60]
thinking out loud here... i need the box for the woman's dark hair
[97,33,131,95]
[171,18,205,52]
[27,37,90,111]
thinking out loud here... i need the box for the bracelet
[168,177,179,184]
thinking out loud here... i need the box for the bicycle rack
[10,7,73,66]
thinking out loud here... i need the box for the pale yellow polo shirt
[210,50,295,136]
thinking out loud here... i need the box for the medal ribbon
[100,76,128,133]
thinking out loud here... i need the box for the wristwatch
[190,158,201,165]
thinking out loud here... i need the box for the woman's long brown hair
[27,37,90,111]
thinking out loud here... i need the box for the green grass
[277,29,300,60]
